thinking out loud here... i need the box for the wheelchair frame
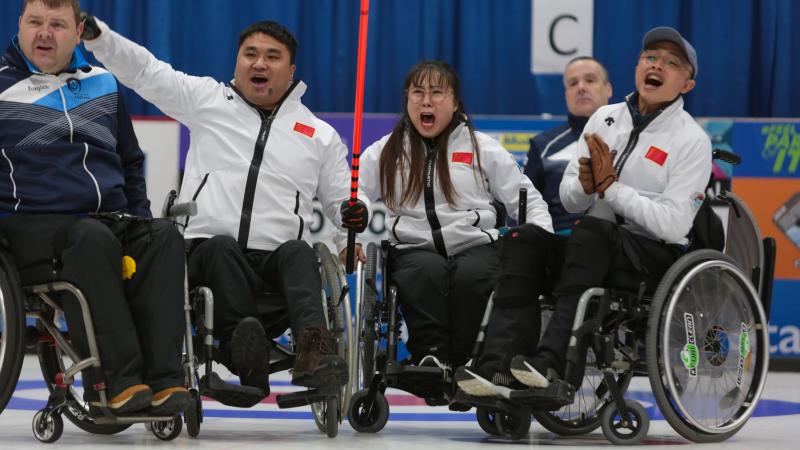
[460,189,774,444]
[0,251,185,444]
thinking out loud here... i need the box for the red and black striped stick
[346,0,370,274]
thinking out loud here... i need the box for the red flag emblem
[293,122,315,138]
[452,152,473,164]
[645,146,668,166]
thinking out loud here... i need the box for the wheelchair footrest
[509,379,575,410]
[275,387,334,409]
[386,364,449,400]
[452,390,527,416]
[200,372,265,408]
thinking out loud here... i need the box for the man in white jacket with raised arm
[82,16,368,401]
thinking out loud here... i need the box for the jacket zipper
[423,141,448,257]
[294,190,304,239]
[232,80,300,249]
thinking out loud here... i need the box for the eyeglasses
[406,87,453,104]
[639,50,690,73]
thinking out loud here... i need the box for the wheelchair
[0,221,186,444]
[458,150,775,444]
[163,193,354,439]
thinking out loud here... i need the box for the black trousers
[479,217,684,385]
[477,224,566,378]
[0,214,185,399]
[187,236,325,342]
[389,242,499,367]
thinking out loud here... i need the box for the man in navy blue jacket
[0,0,187,415]
[524,57,612,234]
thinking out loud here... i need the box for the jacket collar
[624,92,683,129]
[229,79,306,117]
[5,36,90,75]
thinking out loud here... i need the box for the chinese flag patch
[452,152,473,164]
[645,146,668,166]
[293,122,315,138]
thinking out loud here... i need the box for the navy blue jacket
[0,38,150,218]
[524,114,588,233]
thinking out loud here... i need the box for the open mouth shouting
[420,112,436,130]
[250,73,269,89]
[644,73,664,88]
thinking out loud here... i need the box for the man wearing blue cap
[456,26,712,396]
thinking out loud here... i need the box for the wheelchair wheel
[184,388,202,437]
[348,389,389,433]
[152,416,182,441]
[0,255,26,415]
[646,250,769,443]
[313,243,347,432]
[475,408,531,440]
[532,310,634,436]
[32,409,63,443]
[600,399,649,445]
[359,242,379,388]
[37,342,132,434]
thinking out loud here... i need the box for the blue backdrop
[2,0,798,118]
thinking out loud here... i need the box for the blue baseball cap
[642,26,698,78]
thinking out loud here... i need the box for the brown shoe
[150,386,190,416]
[291,327,348,388]
[90,384,152,414]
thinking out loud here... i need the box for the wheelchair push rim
[653,255,769,437]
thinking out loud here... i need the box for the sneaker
[510,355,553,388]
[454,367,513,399]
[291,327,348,388]
[90,384,152,414]
[230,317,270,394]
[150,386,191,415]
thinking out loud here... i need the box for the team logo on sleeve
[293,122,315,138]
[645,146,668,166]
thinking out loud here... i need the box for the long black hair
[379,60,483,210]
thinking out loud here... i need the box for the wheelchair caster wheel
[325,396,339,438]
[600,399,649,445]
[32,409,63,443]
[184,389,202,437]
[492,409,531,440]
[475,408,501,436]
[348,389,389,433]
[151,416,182,441]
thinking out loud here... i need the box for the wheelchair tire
[37,342,132,435]
[314,242,347,432]
[600,399,649,445]
[32,409,63,443]
[646,249,769,443]
[0,253,26,415]
[152,416,182,441]
[475,408,501,436]
[494,409,531,440]
[359,242,379,389]
[531,310,634,436]
[347,389,389,433]
[184,388,202,437]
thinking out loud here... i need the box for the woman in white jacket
[359,61,551,379]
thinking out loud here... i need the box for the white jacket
[560,94,712,245]
[360,124,553,256]
[85,21,355,251]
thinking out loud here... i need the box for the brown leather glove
[585,134,617,198]
[578,157,595,195]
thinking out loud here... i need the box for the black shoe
[231,317,270,395]
[455,367,515,399]
[510,355,558,388]
[291,327,348,388]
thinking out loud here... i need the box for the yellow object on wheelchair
[122,255,136,280]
